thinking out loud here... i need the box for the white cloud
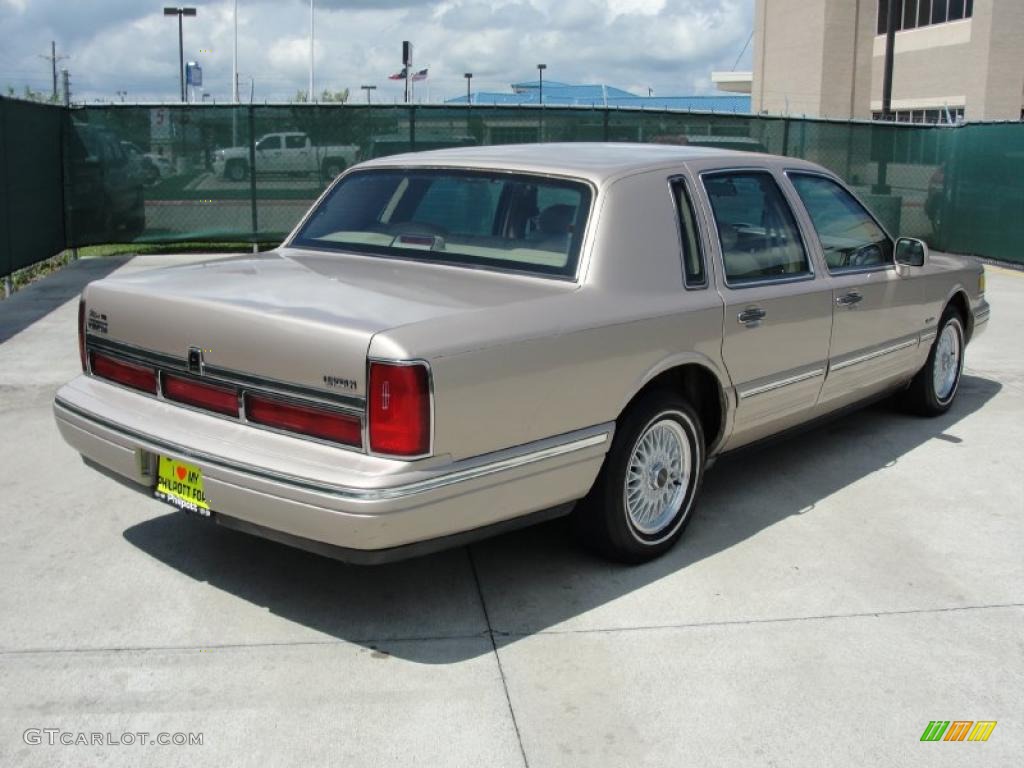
[0,0,753,103]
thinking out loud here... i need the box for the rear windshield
[291,169,592,278]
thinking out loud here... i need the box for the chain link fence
[2,97,1022,279]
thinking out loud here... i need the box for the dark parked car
[66,123,146,241]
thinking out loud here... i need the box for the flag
[411,68,428,81]
[388,68,406,80]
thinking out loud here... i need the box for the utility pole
[464,72,472,104]
[875,0,900,195]
[39,41,69,102]
[309,0,315,101]
[63,68,77,263]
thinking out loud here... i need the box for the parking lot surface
[1,255,1021,767]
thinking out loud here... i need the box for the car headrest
[538,204,576,235]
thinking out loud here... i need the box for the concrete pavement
[0,256,1021,767]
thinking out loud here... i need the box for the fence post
[603,108,609,142]
[247,105,258,253]
[781,117,790,157]
[1,98,12,297]
[409,104,416,151]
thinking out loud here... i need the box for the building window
[870,109,962,165]
[877,0,972,34]
[872,108,964,124]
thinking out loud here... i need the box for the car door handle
[835,291,864,307]
[737,307,767,326]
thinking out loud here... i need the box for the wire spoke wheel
[933,321,962,402]
[624,418,690,536]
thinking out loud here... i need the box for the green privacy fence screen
[0,98,65,278]
[2,97,1023,277]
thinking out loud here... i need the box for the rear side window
[703,171,810,283]
[788,173,892,270]
[292,169,592,278]
[284,135,307,149]
[671,179,706,287]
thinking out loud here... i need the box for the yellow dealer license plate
[155,456,210,516]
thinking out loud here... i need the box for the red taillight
[77,299,87,372]
[368,361,431,457]
[163,373,239,416]
[245,393,362,446]
[90,352,158,394]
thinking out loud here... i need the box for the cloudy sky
[0,0,753,103]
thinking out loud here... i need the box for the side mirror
[895,237,928,267]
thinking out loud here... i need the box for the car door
[701,169,833,449]
[255,135,283,173]
[786,171,923,407]
[283,133,312,173]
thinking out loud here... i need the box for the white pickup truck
[212,132,359,181]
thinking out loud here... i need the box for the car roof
[357,142,818,184]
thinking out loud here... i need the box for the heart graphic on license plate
[176,466,187,480]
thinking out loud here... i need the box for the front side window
[703,171,810,284]
[257,136,281,150]
[291,169,592,277]
[284,134,307,149]
[789,174,892,271]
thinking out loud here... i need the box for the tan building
[749,0,1024,122]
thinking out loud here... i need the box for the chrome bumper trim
[54,397,610,502]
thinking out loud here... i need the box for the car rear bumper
[53,375,611,562]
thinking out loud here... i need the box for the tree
[292,87,349,104]
[5,85,58,103]
[320,88,349,103]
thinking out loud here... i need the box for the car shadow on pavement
[0,256,132,344]
[123,374,1001,663]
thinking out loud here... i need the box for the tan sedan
[54,144,990,563]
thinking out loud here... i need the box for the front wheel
[574,391,705,563]
[901,308,965,415]
[225,160,248,182]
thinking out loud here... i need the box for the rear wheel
[901,307,965,415]
[575,390,704,563]
[323,159,346,179]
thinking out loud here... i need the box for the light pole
[163,7,196,103]
[309,0,315,100]
[464,72,473,104]
[232,0,238,102]
[537,63,546,105]
[361,84,376,104]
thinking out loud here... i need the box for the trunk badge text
[87,309,108,334]
[323,375,357,391]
